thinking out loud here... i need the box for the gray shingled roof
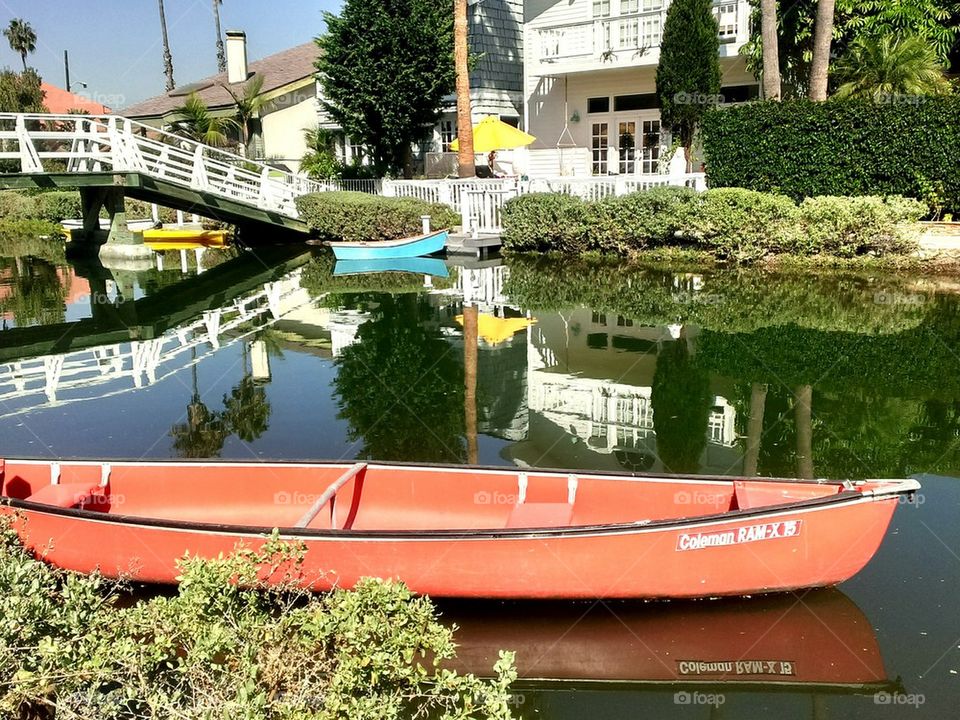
[123,42,318,119]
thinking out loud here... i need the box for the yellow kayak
[142,229,229,250]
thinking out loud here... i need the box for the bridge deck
[0,172,310,236]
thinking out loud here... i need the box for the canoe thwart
[295,463,367,529]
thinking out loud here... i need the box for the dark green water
[2,245,960,718]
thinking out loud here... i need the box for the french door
[615,114,661,175]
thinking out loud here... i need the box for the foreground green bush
[0,190,36,221]
[500,187,924,261]
[296,191,460,242]
[0,520,516,720]
[701,97,960,213]
[33,191,82,223]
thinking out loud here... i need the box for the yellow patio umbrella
[449,116,536,153]
[455,313,536,346]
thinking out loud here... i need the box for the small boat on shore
[0,459,918,599]
[326,229,448,260]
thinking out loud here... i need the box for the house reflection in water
[506,308,741,476]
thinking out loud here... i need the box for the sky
[0,1,342,109]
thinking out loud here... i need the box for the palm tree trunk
[808,0,835,101]
[213,0,227,73]
[20,52,26,71]
[463,303,479,465]
[760,0,781,100]
[794,385,814,479]
[743,382,767,476]
[158,0,176,92]
[454,0,475,178]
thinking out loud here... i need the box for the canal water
[2,244,959,718]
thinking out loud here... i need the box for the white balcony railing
[537,0,745,64]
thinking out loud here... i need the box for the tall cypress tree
[655,0,721,170]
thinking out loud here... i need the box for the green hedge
[296,191,459,242]
[701,98,960,213]
[500,188,925,261]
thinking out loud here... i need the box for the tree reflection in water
[333,293,465,463]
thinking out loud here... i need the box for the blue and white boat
[327,229,448,260]
[333,257,450,278]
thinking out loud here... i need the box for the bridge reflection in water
[0,246,311,418]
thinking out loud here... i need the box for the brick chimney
[226,30,248,84]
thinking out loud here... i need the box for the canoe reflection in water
[443,590,895,696]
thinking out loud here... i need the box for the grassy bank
[0,519,515,720]
[501,187,928,263]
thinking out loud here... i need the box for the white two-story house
[522,0,756,177]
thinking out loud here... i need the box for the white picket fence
[312,173,706,234]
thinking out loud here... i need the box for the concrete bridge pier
[69,185,153,263]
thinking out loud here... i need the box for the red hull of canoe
[0,459,916,600]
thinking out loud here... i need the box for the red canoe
[444,590,892,691]
[0,458,918,599]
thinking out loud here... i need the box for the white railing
[0,113,325,220]
[366,174,706,232]
[536,0,745,64]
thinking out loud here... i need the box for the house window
[347,137,364,163]
[619,17,639,48]
[618,121,636,175]
[640,119,661,174]
[713,3,738,41]
[440,120,455,152]
[641,15,662,46]
[642,0,664,10]
[588,97,610,114]
[621,0,638,13]
[614,93,658,112]
[592,0,611,17]
[591,122,609,175]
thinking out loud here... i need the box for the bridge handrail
[0,113,324,219]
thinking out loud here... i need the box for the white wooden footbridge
[0,113,325,241]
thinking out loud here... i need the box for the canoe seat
[26,482,101,509]
[506,502,574,529]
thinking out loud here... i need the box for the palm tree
[808,0,835,101]
[759,0,781,100]
[158,0,176,91]
[454,0,475,177]
[213,0,227,73]
[4,19,37,71]
[833,35,952,100]
[222,74,265,157]
[170,92,238,147]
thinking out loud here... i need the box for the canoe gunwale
[1,487,905,541]
[326,229,449,249]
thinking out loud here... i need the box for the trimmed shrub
[124,198,179,224]
[0,191,36,221]
[590,186,700,253]
[500,187,921,261]
[687,188,799,261]
[500,193,591,253]
[34,191,81,223]
[795,195,925,257]
[295,191,459,242]
[701,97,960,213]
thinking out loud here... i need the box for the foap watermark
[75,89,127,110]
[874,691,925,707]
[75,291,129,306]
[672,291,722,306]
[874,291,926,307]
[674,691,725,707]
[473,490,519,506]
[873,93,926,106]
[673,91,725,106]
[674,490,727,506]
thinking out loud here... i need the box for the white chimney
[226,30,248,84]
